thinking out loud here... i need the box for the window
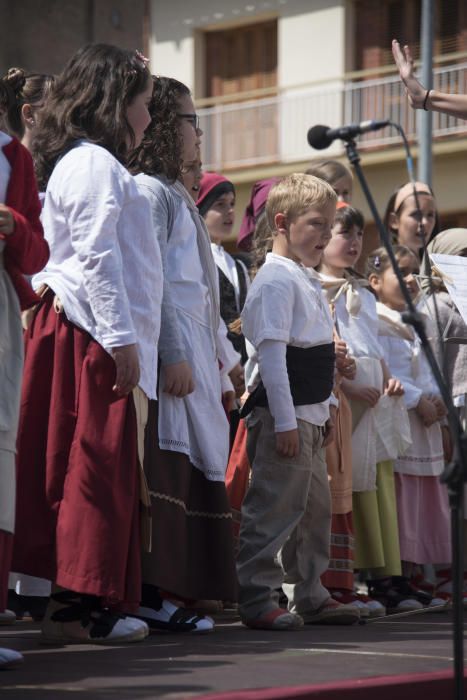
[205,19,277,99]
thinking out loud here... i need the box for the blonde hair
[265,172,337,231]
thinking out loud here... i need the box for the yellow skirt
[353,460,402,576]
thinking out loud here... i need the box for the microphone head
[307,124,332,150]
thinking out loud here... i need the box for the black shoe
[368,578,423,613]
[7,591,49,622]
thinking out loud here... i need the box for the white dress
[377,303,444,477]
[136,175,229,482]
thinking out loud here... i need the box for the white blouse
[34,141,163,400]
[242,253,335,430]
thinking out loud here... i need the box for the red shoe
[300,597,360,625]
[243,608,304,630]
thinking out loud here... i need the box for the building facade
[149,0,467,253]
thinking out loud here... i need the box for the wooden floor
[0,609,463,699]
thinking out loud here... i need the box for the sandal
[136,599,214,633]
[41,590,148,644]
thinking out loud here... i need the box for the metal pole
[418,0,434,185]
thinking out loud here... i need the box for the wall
[0,0,146,75]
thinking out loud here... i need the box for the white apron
[0,244,24,533]
[157,197,229,482]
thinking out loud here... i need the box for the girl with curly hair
[11,44,163,645]
[131,77,236,633]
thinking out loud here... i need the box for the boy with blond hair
[237,173,360,630]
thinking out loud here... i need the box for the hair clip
[135,50,150,67]
[373,255,381,269]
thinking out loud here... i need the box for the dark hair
[305,159,352,186]
[130,76,190,182]
[0,68,54,138]
[383,184,440,245]
[334,204,365,231]
[365,244,418,278]
[32,44,150,189]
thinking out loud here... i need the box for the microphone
[307,120,391,150]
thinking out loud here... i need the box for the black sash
[240,343,335,419]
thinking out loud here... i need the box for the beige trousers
[132,386,151,552]
[237,407,331,619]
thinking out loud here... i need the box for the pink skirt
[395,473,451,564]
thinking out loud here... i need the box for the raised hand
[392,39,427,109]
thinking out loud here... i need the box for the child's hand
[111,344,140,396]
[342,380,381,407]
[385,377,404,396]
[416,395,438,427]
[0,205,15,236]
[223,390,236,413]
[335,338,349,360]
[322,405,337,447]
[229,363,245,397]
[162,360,194,397]
[336,355,356,380]
[429,394,447,419]
[276,428,300,458]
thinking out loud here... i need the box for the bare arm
[392,40,467,119]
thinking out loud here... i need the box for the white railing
[198,62,467,171]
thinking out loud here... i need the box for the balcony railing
[198,62,467,172]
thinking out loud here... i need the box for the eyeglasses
[177,113,200,130]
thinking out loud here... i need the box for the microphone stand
[342,136,467,700]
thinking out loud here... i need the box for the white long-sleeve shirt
[34,141,163,399]
[242,253,335,431]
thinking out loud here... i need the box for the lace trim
[149,491,232,520]
[397,453,444,464]
[159,438,226,479]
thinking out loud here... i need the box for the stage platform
[0,609,464,699]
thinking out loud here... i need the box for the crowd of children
[0,40,464,666]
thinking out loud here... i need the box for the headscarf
[420,228,467,294]
[196,172,234,218]
[237,177,279,251]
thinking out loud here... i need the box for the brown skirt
[12,292,141,611]
[142,399,237,601]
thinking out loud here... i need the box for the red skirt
[12,293,141,611]
[225,419,250,552]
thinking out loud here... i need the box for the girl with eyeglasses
[131,76,237,633]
